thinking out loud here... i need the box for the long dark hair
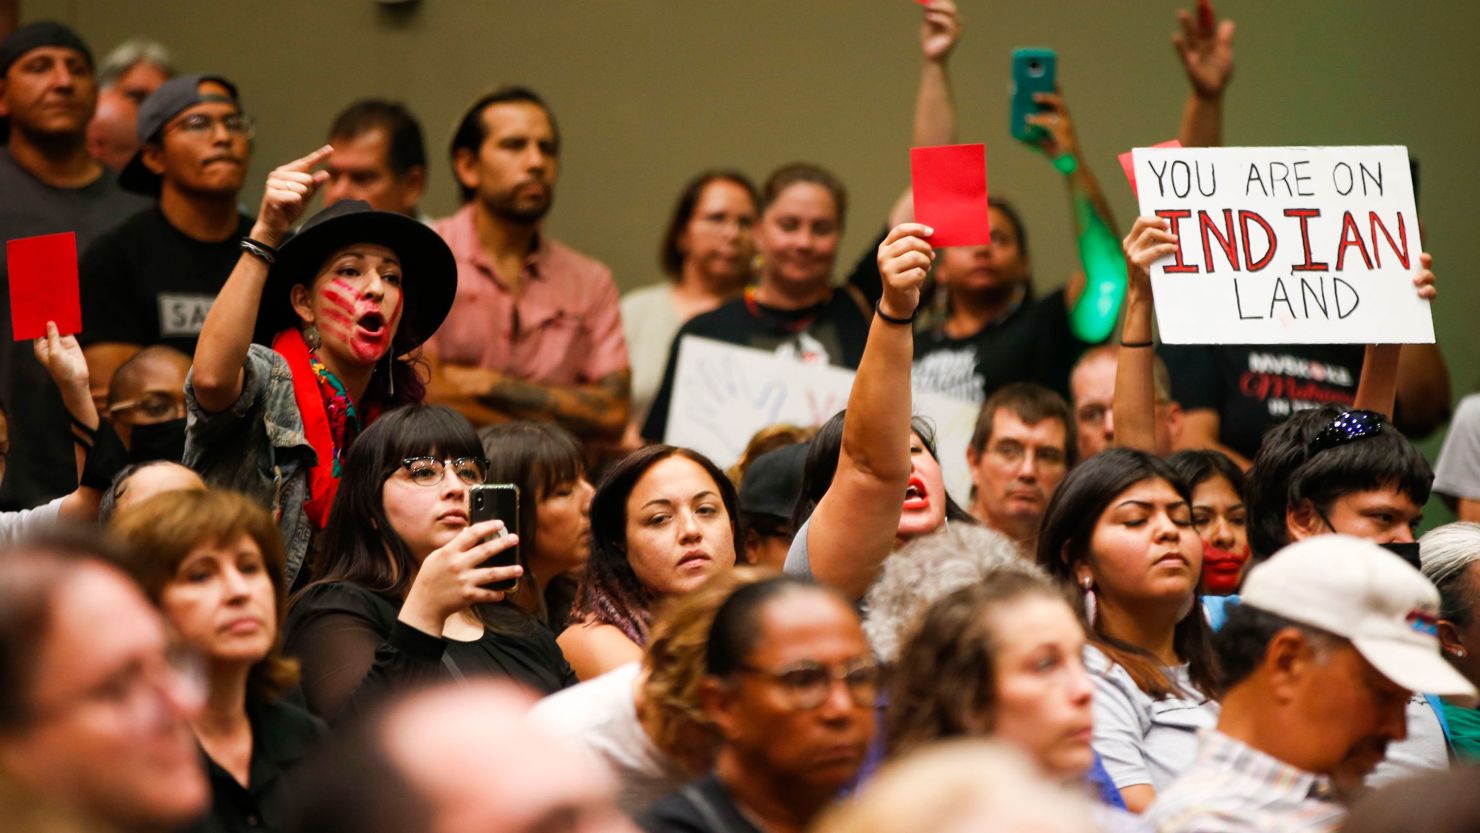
[480,421,585,623]
[573,445,739,646]
[1034,448,1219,699]
[298,405,529,634]
[792,411,974,532]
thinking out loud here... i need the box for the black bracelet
[875,302,916,326]
[1119,339,1155,348]
[240,237,279,265]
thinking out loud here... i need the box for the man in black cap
[78,73,255,391]
[737,442,809,568]
[0,21,148,512]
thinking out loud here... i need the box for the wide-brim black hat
[253,200,456,353]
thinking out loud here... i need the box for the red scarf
[272,329,379,529]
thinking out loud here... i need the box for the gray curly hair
[863,523,1044,663]
[1420,521,1480,625]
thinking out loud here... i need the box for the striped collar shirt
[1144,731,1345,833]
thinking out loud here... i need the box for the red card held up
[6,232,81,341]
[910,143,990,247]
[1118,139,1182,197]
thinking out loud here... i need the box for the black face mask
[1379,541,1423,570]
[128,418,187,464]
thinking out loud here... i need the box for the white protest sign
[1131,145,1431,344]
[663,336,979,506]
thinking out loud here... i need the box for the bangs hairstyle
[480,421,584,620]
[1035,448,1219,700]
[1167,449,1246,496]
[792,411,974,531]
[1245,406,1432,560]
[108,489,298,702]
[573,445,739,646]
[887,574,1075,756]
[641,566,774,774]
[762,162,848,229]
[660,170,759,279]
[307,405,485,603]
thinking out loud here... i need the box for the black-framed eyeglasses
[1307,410,1385,457]
[397,456,489,487]
[736,657,880,710]
[168,112,255,138]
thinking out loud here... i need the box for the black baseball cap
[739,443,810,520]
[118,72,240,194]
[0,21,92,76]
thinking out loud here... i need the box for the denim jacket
[185,344,316,587]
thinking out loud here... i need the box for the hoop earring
[303,324,321,351]
[385,350,395,398]
[1081,576,1097,626]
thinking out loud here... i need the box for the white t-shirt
[619,283,683,430]
[1085,645,1220,793]
[528,661,686,817]
[1435,393,1480,504]
[0,497,65,549]
[1366,694,1449,788]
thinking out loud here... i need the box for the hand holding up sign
[1173,0,1235,99]
[919,0,962,63]
[253,145,335,246]
[1122,215,1180,293]
[876,223,935,320]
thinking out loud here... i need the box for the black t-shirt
[641,292,871,441]
[193,699,326,833]
[640,774,764,833]
[283,582,575,724]
[78,207,254,353]
[1158,343,1364,460]
[912,288,1093,404]
[0,150,149,510]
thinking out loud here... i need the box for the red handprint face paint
[1200,540,1250,596]
[315,271,404,364]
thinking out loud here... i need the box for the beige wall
[29,2,1480,465]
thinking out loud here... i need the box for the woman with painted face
[283,405,571,724]
[188,146,456,588]
[557,444,740,680]
[1167,450,1248,596]
[110,489,325,833]
[1035,448,1220,813]
[640,576,877,833]
[480,421,594,630]
[783,223,968,601]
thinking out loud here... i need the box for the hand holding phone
[1010,48,1057,145]
[471,484,521,592]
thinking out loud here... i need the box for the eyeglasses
[108,392,185,421]
[987,440,1067,468]
[398,456,489,487]
[167,112,255,138]
[1307,410,1385,457]
[736,657,880,710]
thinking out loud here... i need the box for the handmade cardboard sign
[664,336,979,504]
[910,143,990,247]
[1131,145,1431,344]
[6,232,81,341]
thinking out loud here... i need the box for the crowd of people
[3,2,1480,832]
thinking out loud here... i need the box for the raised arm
[1353,253,1439,420]
[1173,0,1235,148]
[1025,92,1127,343]
[806,224,932,599]
[1113,218,1181,454]
[886,0,962,229]
[34,323,106,521]
[192,146,333,413]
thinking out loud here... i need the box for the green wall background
[27,0,1480,524]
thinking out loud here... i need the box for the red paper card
[6,232,81,341]
[1118,139,1182,197]
[910,143,990,247]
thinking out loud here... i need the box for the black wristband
[80,419,129,492]
[1119,339,1155,348]
[875,302,916,326]
[241,237,279,265]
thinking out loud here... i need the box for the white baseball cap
[1240,535,1476,697]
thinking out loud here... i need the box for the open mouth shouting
[902,475,930,512]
